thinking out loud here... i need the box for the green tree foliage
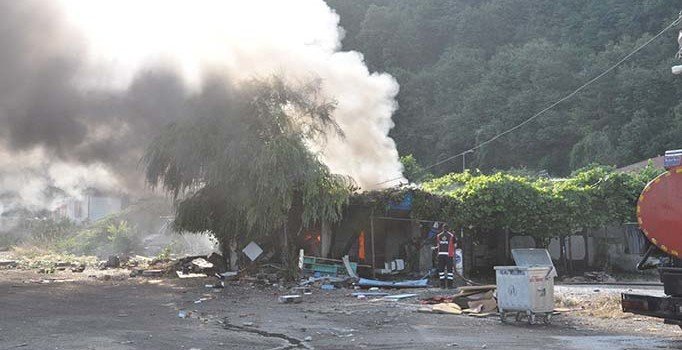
[327,0,682,176]
[399,154,433,183]
[143,76,354,260]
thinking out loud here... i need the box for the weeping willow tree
[143,75,354,270]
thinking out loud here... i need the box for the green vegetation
[143,76,354,266]
[400,154,434,183]
[355,164,663,243]
[54,217,141,256]
[328,0,682,176]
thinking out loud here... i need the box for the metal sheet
[511,248,556,278]
[358,278,429,288]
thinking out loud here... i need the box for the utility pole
[672,11,682,74]
[462,150,473,172]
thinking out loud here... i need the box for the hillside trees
[328,0,682,176]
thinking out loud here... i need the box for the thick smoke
[0,0,404,215]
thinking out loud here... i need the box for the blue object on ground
[321,284,334,290]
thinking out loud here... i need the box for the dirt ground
[1,269,681,350]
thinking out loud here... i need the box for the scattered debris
[432,303,463,315]
[278,295,302,304]
[141,269,164,277]
[383,293,418,301]
[300,250,360,277]
[207,253,228,274]
[562,271,616,283]
[467,298,498,313]
[351,292,389,297]
[0,259,17,268]
[70,263,86,273]
[104,255,121,269]
[419,285,498,317]
[191,258,213,270]
[358,278,428,288]
[176,271,208,279]
[379,259,406,274]
[342,255,359,279]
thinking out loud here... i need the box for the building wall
[88,196,122,221]
[588,224,651,273]
[55,195,123,223]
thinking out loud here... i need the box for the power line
[377,12,682,187]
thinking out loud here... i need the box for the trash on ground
[379,259,406,274]
[433,303,463,315]
[217,271,238,280]
[141,269,164,277]
[341,255,359,279]
[191,258,214,270]
[358,278,428,288]
[176,271,208,279]
[104,255,121,269]
[278,295,302,304]
[563,271,616,283]
[206,253,228,274]
[351,292,389,297]
[0,259,17,268]
[382,293,418,300]
[70,264,86,273]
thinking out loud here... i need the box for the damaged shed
[303,188,455,277]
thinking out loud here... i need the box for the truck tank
[622,149,682,326]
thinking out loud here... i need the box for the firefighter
[434,223,456,288]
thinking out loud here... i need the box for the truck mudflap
[622,293,682,325]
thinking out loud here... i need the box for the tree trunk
[320,221,332,258]
[229,235,239,271]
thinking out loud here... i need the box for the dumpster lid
[511,248,557,278]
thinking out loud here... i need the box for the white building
[54,191,124,223]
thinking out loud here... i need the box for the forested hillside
[327,0,682,176]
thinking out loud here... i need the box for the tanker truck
[621,149,682,327]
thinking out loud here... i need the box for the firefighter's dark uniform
[435,230,456,288]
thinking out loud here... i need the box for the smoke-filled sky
[0,0,404,214]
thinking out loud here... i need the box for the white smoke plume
[0,0,404,215]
